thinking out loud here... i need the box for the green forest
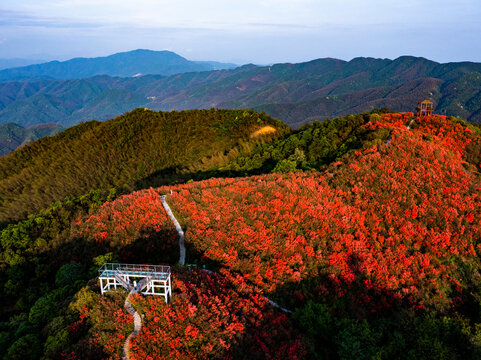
[0,108,288,224]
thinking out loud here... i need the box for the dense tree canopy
[0,108,287,223]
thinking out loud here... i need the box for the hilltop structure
[98,263,172,303]
[416,100,434,116]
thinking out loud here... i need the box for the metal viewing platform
[98,263,172,303]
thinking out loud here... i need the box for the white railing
[99,263,171,301]
[114,269,132,290]
[99,263,171,277]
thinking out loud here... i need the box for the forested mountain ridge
[0,108,287,223]
[0,122,62,156]
[2,55,481,129]
[1,112,481,359]
[0,49,236,82]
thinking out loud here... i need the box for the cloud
[0,8,102,29]
[1,0,481,63]
[260,0,314,4]
[247,22,309,29]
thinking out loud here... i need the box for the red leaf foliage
[74,188,178,261]
[162,114,481,309]
[76,114,481,356]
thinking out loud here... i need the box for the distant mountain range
[1,53,481,129]
[0,122,62,156]
[0,58,45,71]
[0,49,237,81]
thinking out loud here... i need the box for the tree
[273,159,298,173]
[28,295,57,328]
[6,334,42,360]
[55,262,86,288]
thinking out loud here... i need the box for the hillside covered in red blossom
[66,113,481,359]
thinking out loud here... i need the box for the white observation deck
[98,263,171,303]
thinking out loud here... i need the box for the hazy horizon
[2,49,479,69]
[1,0,480,65]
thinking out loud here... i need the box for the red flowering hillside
[75,188,179,263]
[71,113,481,358]
[73,268,304,359]
[152,114,480,309]
[129,268,304,360]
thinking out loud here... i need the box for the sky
[1,0,481,65]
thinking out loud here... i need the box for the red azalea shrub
[74,188,178,261]
[75,114,481,356]
[159,114,481,309]
[330,114,481,307]
[75,290,133,360]
[87,268,305,359]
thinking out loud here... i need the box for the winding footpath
[122,195,186,360]
[161,194,292,314]
[161,195,186,266]
[267,298,293,314]
[407,118,416,129]
[122,287,142,360]
[122,193,292,359]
